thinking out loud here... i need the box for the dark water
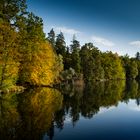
[1,80,140,140]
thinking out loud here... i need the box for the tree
[80,43,104,81]
[0,21,19,89]
[0,0,27,23]
[136,52,140,60]
[70,35,81,73]
[64,46,72,70]
[18,13,63,86]
[19,41,63,86]
[102,52,125,80]
[80,43,93,81]
[47,28,55,48]
[136,60,140,80]
[55,32,66,56]
[122,55,138,79]
[128,60,138,79]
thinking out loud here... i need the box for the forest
[0,0,140,91]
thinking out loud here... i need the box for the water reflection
[1,80,140,140]
[0,88,63,140]
[58,80,126,125]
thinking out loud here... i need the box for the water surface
[1,80,140,140]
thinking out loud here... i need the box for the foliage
[0,87,63,139]
[55,32,66,56]
[0,0,27,23]
[127,60,138,79]
[60,68,75,81]
[47,28,55,48]
[0,1,63,88]
[1,0,140,89]
[102,52,125,80]
[80,43,104,81]
[70,36,81,73]
[20,41,63,86]
[17,13,63,86]
[122,55,138,79]
[0,22,19,89]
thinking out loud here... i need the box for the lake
[1,80,140,140]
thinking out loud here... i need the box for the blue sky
[27,0,140,57]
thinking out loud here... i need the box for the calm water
[1,80,140,140]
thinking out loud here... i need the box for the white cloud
[129,106,140,112]
[64,115,71,124]
[129,41,140,47]
[91,35,115,47]
[98,106,115,114]
[54,26,81,35]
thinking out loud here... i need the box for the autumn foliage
[0,1,63,89]
[0,22,19,89]
[20,41,63,86]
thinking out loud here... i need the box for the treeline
[47,29,140,82]
[0,0,63,89]
[0,0,140,90]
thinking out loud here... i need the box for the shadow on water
[1,80,140,140]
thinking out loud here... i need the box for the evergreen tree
[47,28,55,48]
[55,32,66,56]
[70,35,81,73]
[64,46,72,70]
[0,0,27,23]
[136,52,140,60]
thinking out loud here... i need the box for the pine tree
[55,32,66,56]
[64,46,72,70]
[70,35,81,73]
[136,52,140,60]
[0,0,27,23]
[47,28,55,48]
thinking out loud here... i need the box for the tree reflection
[1,81,140,140]
[123,80,140,104]
[54,80,126,129]
[80,80,125,118]
[0,88,63,140]
[0,93,19,140]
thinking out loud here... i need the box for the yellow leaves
[0,22,63,87]
[26,87,63,131]
[0,22,19,89]
[0,87,63,137]
[31,88,63,111]
[21,40,63,86]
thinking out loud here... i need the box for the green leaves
[70,36,81,73]
[80,43,104,81]
[55,32,66,56]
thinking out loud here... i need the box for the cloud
[129,41,140,47]
[91,35,115,47]
[64,116,71,124]
[98,106,115,114]
[129,106,140,112]
[54,26,81,35]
